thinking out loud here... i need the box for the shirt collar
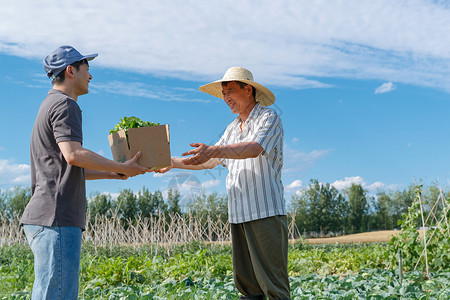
[49,88,71,99]
[247,102,261,121]
[236,102,261,124]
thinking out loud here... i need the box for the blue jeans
[23,225,82,300]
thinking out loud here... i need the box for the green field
[1,241,449,299]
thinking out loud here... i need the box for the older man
[158,67,290,300]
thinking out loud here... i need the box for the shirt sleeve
[253,110,283,155]
[50,99,83,144]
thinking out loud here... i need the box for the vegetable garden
[1,242,450,299]
[0,185,449,299]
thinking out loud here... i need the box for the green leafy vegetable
[110,116,160,134]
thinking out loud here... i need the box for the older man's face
[221,81,253,115]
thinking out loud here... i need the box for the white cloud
[291,137,299,143]
[1,1,450,91]
[202,179,221,189]
[331,176,365,190]
[11,174,30,183]
[156,172,223,205]
[99,191,120,200]
[153,172,168,178]
[375,82,396,94]
[284,144,332,174]
[331,176,385,192]
[0,159,30,185]
[295,190,303,196]
[286,179,303,191]
[161,172,204,204]
[92,81,210,103]
[367,181,385,191]
[386,184,402,191]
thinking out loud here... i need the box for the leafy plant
[388,185,422,271]
[109,116,160,134]
[2,242,450,299]
[388,184,450,272]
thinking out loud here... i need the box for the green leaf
[109,116,160,134]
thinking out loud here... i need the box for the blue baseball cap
[43,45,98,79]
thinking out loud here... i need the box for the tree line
[291,179,449,236]
[0,180,448,236]
[0,186,228,227]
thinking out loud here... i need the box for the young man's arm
[58,141,149,178]
[84,169,128,180]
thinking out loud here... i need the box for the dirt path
[304,230,400,244]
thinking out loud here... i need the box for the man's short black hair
[52,59,88,84]
[222,81,256,99]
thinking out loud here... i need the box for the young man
[20,45,149,300]
[157,67,290,299]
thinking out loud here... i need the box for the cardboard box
[108,125,171,169]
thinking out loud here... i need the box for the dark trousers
[231,215,290,300]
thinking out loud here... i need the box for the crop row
[1,242,450,299]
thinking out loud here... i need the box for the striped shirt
[216,103,286,224]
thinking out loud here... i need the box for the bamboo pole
[417,192,429,278]
[398,250,403,285]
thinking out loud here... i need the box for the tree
[117,189,138,224]
[364,195,378,232]
[136,187,168,219]
[293,179,348,235]
[88,192,113,222]
[206,192,228,222]
[187,191,228,222]
[137,186,154,218]
[304,179,324,233]
[167,189,181,215]
[375,191,393,230]
[346,184,368,233]
[290,192,308,233]
[391,185,415,228]
[0,189,8,221]
[423,183,444,221]
[187,191,208,221]
[0,186,31,220]
[152,190,167,215]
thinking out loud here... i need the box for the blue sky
[0,1,449,207]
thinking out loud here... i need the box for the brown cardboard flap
[127,125,171,168]
[108,131,131,163]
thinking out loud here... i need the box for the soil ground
[304,230,400,244]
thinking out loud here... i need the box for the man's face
[71,63,92,96]
[221,81,253,114]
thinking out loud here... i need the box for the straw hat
[199,67,276,106]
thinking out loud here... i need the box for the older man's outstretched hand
[181,143,212,165]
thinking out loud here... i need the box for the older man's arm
[154,141,262,173]
[181,142,263,165]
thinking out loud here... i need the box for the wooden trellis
[414,186,449,277]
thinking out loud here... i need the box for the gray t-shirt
[20,89,87,229]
